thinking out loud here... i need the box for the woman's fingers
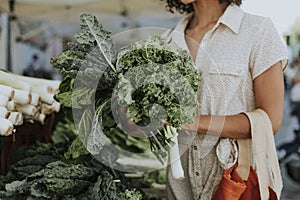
[160,119,169,125]
[181,115,200,132]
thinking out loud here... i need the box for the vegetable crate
[0,113,55,175]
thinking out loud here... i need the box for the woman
[160,0,288,199]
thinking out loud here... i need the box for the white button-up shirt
[170,4,287,117]
[165,4,287,200]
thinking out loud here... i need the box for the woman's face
[180,0,196,5]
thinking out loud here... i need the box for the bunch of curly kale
[51,14,201,164]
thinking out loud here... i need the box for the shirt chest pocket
[205,62,248,97]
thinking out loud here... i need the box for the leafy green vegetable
[51,116,77,145]
[115,35,201,163]
[0,141,143,200]
[51,14,118,108]
[52,13,201,165]
[64,137,89,160]
[122,189,143,199]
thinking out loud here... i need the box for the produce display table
[0,114,54,175]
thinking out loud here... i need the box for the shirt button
[195,171,200,176]
[193,146,198,150]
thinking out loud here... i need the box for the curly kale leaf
[64,137,89,160]
[115,35,201,163]
[116,35,201,128]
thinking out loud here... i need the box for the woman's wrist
[197,113,251,138]
[198,115,209,133]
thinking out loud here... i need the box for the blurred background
[1,0,300,199]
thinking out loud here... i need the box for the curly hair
[161,0,242,14]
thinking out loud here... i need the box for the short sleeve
[250,18,288,80]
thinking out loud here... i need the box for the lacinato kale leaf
[51,13,118,109]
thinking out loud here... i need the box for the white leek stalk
[35,113,46,124]
[0,107,9,118]
[32,85,55,104]
[0,71,60,92]
[20,76,60,92]
[0,85,15,101]
[8,112,23,126]
[166,125,184,180]
[24,112,46,124]
[30,93,40,106]
[0,70,61,92]
[14,89,32,105]
[15,104,38,117]
[41,102,60,115]
[41,103,54,115]
[0,118,14,136]
[52,101,61,112]
[7,100,15,111]
[0,71,32,91]
[0,94,9,107]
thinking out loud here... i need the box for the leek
[32,85,55,104]
[7,100,15,111]
[0,107,9,118]
[0,70,60,105]
[52,101,61,112]
[41,103,54,115]
[24,113,46,124]
[15,104,38,117]
[30,93,40,106]
[0,84,15,100]
[0,71,31,91]
[36,113,46,124]
[166,125,184,180]
[0,70,60,92]
[8,112,23,126]
[14,89,32,105]
[40,102,60,115]
[0,94,9,107]
[0,118,14,136]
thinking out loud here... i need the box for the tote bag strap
[236,139,252,180]
[239,109,283,200]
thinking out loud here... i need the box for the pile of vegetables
[0,137,143,200]
[51,14,201,180]
[0,71,61,136]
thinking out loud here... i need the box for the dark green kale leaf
[52,13,118,110]
[115,35,201,163]
[116,35,201,128]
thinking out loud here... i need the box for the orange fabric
[212,164,278,200]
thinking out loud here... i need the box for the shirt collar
[218,3,245,34]
[174,3,245,35]
[171,4,245,50]
[172,14,193,50]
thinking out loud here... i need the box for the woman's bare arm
[182,61,285,139]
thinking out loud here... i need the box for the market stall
[0,1,185,199]
[0,70,149,199]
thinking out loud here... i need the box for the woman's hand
[181,115,201,133]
